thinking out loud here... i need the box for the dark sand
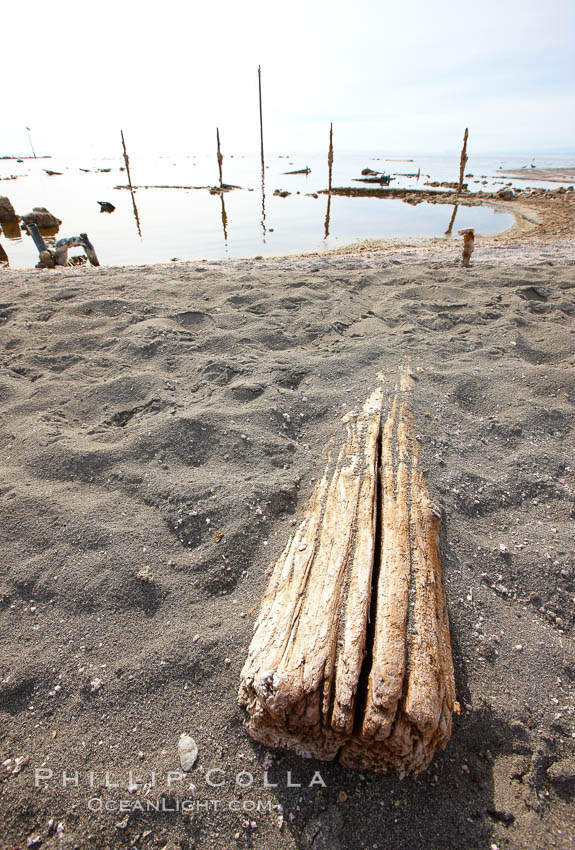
[1,242,575,850]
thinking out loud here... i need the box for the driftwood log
[239,373,456,776]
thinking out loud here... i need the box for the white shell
[178,734,198,771]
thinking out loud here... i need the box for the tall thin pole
[258,66,265,168]
[216,127,224,189]
[120,130,142,237]
[26,126,36,158]
[121,130,134,188]
[457,128,468,193]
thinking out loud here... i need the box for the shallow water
[0,150,571,268]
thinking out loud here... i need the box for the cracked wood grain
[239,370,456,776]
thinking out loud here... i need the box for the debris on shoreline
[113,183,245,192]
[425,180,467,190]
[0,196,19,222]
[353,175,392,185]
[21,207,62,229]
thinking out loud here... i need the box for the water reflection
[260,160,267,241]
[121,130,142,237]
[35,224,60,239]
[445,204,458,236]
[216,128,224,189]
[220,191,228,242]
[0,151,517,268]
[324,123,334,239]
[324,193,332,240]
[1,219,22,239]
[129,189,142,237]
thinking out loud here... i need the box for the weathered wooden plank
[238,373,456,776]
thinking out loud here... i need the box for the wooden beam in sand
[457,128,469,193]
[239,368,456,777]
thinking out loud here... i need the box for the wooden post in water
[120,130,142,237]
[216,128,224,189]
[121,130,135,190]
[26,126,37,158]
[258,66,265,168]
[324,123,334,239]
[457,128,468,193]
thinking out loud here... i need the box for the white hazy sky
[3,0,574,157]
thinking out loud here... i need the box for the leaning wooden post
[120,130,142,237]
[258,65,265,168]
[26,126,37,158]
[216,127,224,189]
[457,128,468,193]
[121,130,135,191]
[0,240,8,265]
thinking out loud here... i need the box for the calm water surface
[1,151,571,269]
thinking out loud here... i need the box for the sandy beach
[1,222,575,850]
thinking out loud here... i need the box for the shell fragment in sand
[178,734,198,771]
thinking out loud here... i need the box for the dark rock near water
[21,207,62,228]
[0,196,18,222]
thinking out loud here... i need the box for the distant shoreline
[0,155,52,160]
[498,166,575,182]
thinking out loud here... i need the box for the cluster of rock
[0,196,61,229]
